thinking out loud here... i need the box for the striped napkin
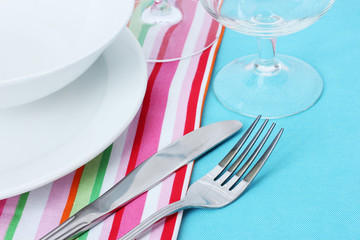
[0,1,223,239]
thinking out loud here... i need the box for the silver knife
[41,120,242,240]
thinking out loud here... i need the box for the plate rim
[0,27,147,199]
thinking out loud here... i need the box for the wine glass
[129,0,220,62]
[201,0,335,118]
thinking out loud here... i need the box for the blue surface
[178,1,360,239]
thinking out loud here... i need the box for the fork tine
[217,119,268,183]
[227,128,283,190]
[234,122,276,179]
[227,119,269,173]
[214,115,261,178]
[210,116,262,181]
[243,128,284,183]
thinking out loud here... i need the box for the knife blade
[41,120,242,240]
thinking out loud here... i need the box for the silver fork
[120,116,284,240]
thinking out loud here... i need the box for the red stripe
[108,208,125,240]
[160,165,188,240]
[108,63,163,239]
[183,48,211,134]
[0,199,6,217]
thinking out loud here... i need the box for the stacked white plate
[0,0,148,199]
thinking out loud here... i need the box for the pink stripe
[149,174,176,240]
[156,174,176,210]
[0,195,20,239]
[135,61,179,167]
[34,172,75,239]
[116,193,148,238]
[98,110,142,239]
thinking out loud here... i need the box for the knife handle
[120,200,188,240]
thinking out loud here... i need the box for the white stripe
[12,183,52,240]
[142,25,161,59]
[182,162,194,197]
[103,128,129,193]
[171,211,183,240]
[139,181,162,222]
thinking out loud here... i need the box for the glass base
[141,3,182,25]
[213,54,323,119]
[130,0,219,62]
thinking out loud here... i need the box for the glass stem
[254,37,280,76]
[151,0,171,16]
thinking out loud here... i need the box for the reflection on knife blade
[41,120,242,240]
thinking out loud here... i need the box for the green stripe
[70,154,103,216]
[128,0,152,46]
[4,193,29,240]
[128,0,148,37]
[76,145,113,240]
[137,24,152,46]
[89,145,112,202]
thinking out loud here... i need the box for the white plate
[0,28,147,199]
[0,0,134,107]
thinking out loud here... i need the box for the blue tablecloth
[179,1,360,239]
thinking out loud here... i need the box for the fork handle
[119,199,188,240]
